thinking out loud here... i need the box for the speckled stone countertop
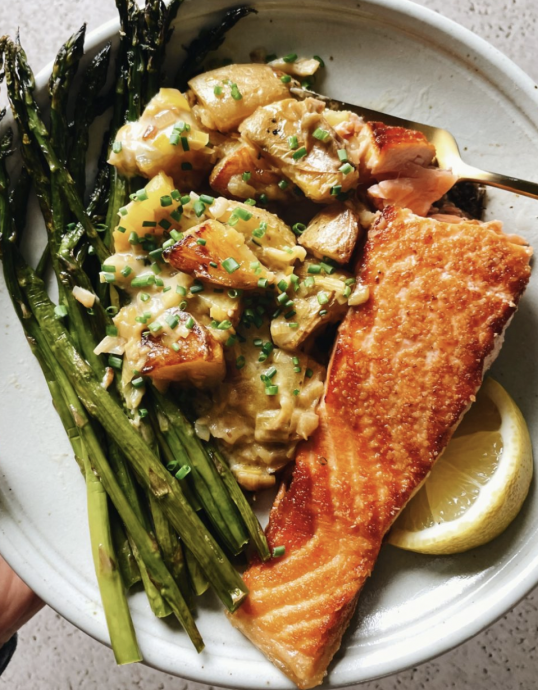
[1,1,537,689]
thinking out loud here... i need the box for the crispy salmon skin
[229,206,532,689]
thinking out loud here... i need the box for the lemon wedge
[388,377,533,555]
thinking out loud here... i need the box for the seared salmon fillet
[229,206,532,689]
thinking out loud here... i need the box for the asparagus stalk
[207,443,270,562]
[151,389,248,555]
[68,42,112,194]
[4,40,109,262]
[143,0,183,102]
[174,6,256,89]
[48,25,86,164]
[0,133,142,664]
[109,507,142,591]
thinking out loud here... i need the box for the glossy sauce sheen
[229,206,532,689]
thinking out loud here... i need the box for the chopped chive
[175,465,192,480]
[236,355,246,369]
[227,288,242,298]
[235,207,253,221]
[253,338,263,347]
[217,319,232,330]
[305,368,313,378]
[106,306,119,316]
[185,316,195,329]
[250,261,261,275]
[345,277,356,286]
[209,261,218,268]
[176,285,187,296]
[136,189,148,202]
[149,248,163,261]
[162,286,171,293]
[193,199,205,217]
[169,131,180,146]
[242,171,251,182]
[292,356,300,366]
[284,309,296,319]
[171,342,180,352]
[258,193,268,205]
[171,190,181,201]
[319,309,328,316]
[200,194,215,205]
[282,52,297,63]
[292,147,307,160]
[278,179,289,190]
[225,334,238,347]
[159,219,172,231]
[131,377,145,389]
[181,136,190,151]
[190,283,204,294]
[167,460,180,472]
[272,545,286,557]
[277,292,289,305]
[290,274,299,290]
[149,321,163,333]
[165,314,180,329]
[131,275,155,288]
[343,286,352,298]
[230,83,243,100]
[258,352,268,362]
[280,74,292,84]
[196,238,207,246]
[313,54,325,67]
[128,231,140,245]
[140,292,151,303]
[112,141,123,153]
[265,366,277,379]
[307,264,321,275]
[313,128,330,141]
[288,135,299,150]
[119,206,128,217]
[162,239,175,249]
[223,257,240,273]
[244,198,257,206]
[214,85,223,96]
[304,276,315,288]
[108,355,123,370]
[170,209,183,222]
[292,222,306,236]
[181,195,191,205]
[258,278,269,289]
[320,261,335,275]
[103,273,116,283]
[337,148,348,163]
[120,266,133,278]
[263,341,274,354]
[331,184,342,196]
[277,279,288,292]
[317,291,329,305]
[151,263,161,275]
[101,264,116,273]
[181,162,193,170]
[265,385,279,395]
[339,162,354,175]
[179,300,187,310]
[170,230,184,242]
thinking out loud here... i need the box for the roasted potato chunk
[108,88,214,186]
[239,98,359,202]
[207,198,306,270]
[270,261,352,350]
[298,202,361,264]
[188,64,291,132]
[210,142,292,201]
[163,218,275,289]
[141,309,225,386]
[112,172,183,252]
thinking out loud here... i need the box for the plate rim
[1,0,538,687]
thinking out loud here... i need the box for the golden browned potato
[141,309,225,386]
[210,141,293,201]
[108,88,214,187]
[163,218,275,289]
[298,202,361,264]
[188,64,291,133]
[239,98,359,202]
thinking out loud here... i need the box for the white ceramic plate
[1,0,537,687]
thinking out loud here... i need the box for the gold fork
[291,87,538,200]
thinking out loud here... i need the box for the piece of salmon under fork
[229,205,533,689]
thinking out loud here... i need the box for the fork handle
[457,163,538,201]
